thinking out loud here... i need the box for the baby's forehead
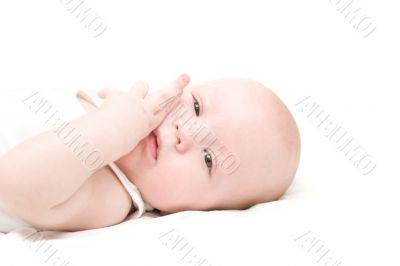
[192,79,267,103]
[189,80,274,133]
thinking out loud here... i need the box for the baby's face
[116,78,300,213]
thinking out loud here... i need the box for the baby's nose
[174,118,194,152]
[174,122,182,145]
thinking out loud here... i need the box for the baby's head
[117,77,301,213]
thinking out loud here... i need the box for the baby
[0,74,300,231]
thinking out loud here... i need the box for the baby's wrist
[95,110,128,154]
[96,109,138,156]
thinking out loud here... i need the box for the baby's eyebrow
[195,87,222,177]
[196,86,216,115]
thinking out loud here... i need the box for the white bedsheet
[0,197,396,266]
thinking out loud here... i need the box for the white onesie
[0,88,153,233]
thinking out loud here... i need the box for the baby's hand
[97,74,190,155]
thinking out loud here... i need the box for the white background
[0,0,399,265]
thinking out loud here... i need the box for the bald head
[199,78,301,210]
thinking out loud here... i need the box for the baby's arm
[0,110,124,222]
[0,75,188,230]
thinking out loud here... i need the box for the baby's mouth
[155,135,159,159]
[152,131,159,160]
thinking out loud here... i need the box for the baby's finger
[129,80,149,98]
[145,74,190,116]
[98,87,118,99]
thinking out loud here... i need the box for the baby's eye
[193,97,200,116]
[203,149,213,171]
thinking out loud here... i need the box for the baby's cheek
[151,172,186,197]
[145,157,196,193]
